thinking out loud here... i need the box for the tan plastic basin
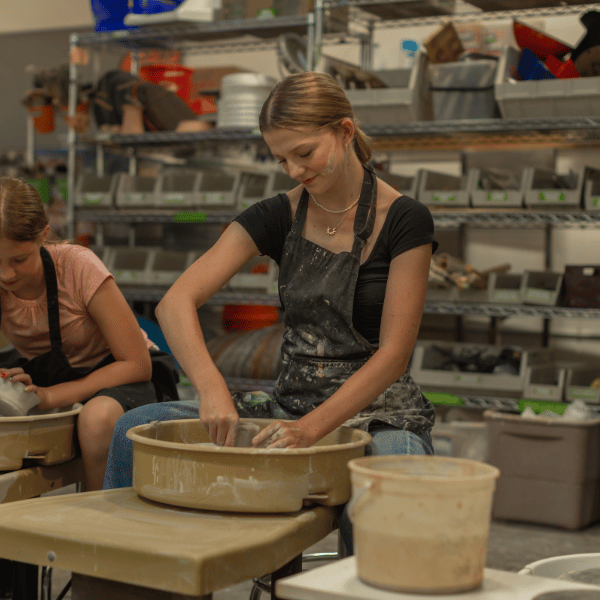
[128,418,371,513]
[0,404,82,471]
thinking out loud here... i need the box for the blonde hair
[0,177,63,244]
[259,72,372,164]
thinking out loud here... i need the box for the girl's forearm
[47,358,151,407]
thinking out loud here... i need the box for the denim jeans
[102,400,434,555]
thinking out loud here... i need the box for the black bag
[91,70,196,131]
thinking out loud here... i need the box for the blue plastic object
[91,0,136,31]
[518,48,556,81]
[131,0,186,14]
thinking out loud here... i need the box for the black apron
[0,247,179,402]
[236,166,434,434]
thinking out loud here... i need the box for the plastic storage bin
[495,46,600,119]
[377,170,420,198]
[565,367,600,404]
[107,247,153,285]
[425,284,459,302]
[227,256,279,294]
[487,272,523,304]
[346,52,433,125]
[521,270,563,306]
[115,174,157,208]
[523,364,567,402]
[410,341,552,398]
[584,167,600,211]
[469,167,527,208]
[154,170,201,208]
[146,249,195,285]
[417,169,475,206]
[75,172,120,208]
[429,58,499,120]
[562,265,600,308]
[484,408,600,529]
[196,168,239,209]
[523,166,585,208]
[268,170,297,196]
[237,170,272,210]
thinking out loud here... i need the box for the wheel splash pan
[128,418,371,513]
[0,404,83,471]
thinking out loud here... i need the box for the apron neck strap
[40,246,64,351]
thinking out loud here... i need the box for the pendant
[327,227,336,236]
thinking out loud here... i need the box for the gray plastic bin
[429,58,499,120]
[523,166,584,208]
[469,167,527,208]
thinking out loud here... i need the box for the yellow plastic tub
[128,418,371,513]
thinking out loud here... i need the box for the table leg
[271,555,302,600]
[11,562,38,600]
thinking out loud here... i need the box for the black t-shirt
[233,193,437,345]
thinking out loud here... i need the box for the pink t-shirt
[0,244,153,369]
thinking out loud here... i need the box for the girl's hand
[23,385,53,410]
[253,421,315,449]
[1,368,32,387]
[198,392,240,447]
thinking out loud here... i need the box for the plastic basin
[348,455,499,594]
[128,418,371,513]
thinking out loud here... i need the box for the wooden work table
[0,487,337,599]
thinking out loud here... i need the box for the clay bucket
[0,404,83,470]
[127,418,371,513]
[348,455,500,594]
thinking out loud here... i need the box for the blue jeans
[102,400,434,555]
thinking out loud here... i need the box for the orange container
[222,304,279,332]
[28,104,54,134]
[140,64,193,101]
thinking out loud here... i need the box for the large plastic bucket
[348,455,500,594]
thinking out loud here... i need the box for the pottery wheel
[532,591,600,599]
[559,569,600,587]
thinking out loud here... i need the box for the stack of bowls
[217,73,278,129]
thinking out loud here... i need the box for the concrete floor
[32,516,600,599]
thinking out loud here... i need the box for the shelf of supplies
[74,15,314,51]
[76,208,600,227]
[120,286,280,305]
[84,117,600,150]
[423,302,600,319]
[118,285,600,318]
[76,209,237,223]
[430,210,600,229]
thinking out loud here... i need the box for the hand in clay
[252,421,315,449]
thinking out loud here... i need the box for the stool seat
[0,487,336,598]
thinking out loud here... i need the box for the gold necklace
[326,207,353,236]
[310,194,360,236]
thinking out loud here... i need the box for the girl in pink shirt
[0,177,177,491]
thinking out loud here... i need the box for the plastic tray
[154,169,201,208]
[107,246,154,285]
[523,364,567,402]
[487,272,523,304]
[521,270,563,306]
[523,166,585,208]
[128,418,371,512]
[565,367,600,404]
[115,174,157,208]
[0,404,82,471]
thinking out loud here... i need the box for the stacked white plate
[217,73,278,129]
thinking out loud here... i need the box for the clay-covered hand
[252,421,315,449]
[23,385,52,410]
[199,392,240,447]
[1,368,32,387]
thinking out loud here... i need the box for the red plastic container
[28,104,54,134]
[140,64,193,101]
[514,20,572,60]
[222,305,279,332]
